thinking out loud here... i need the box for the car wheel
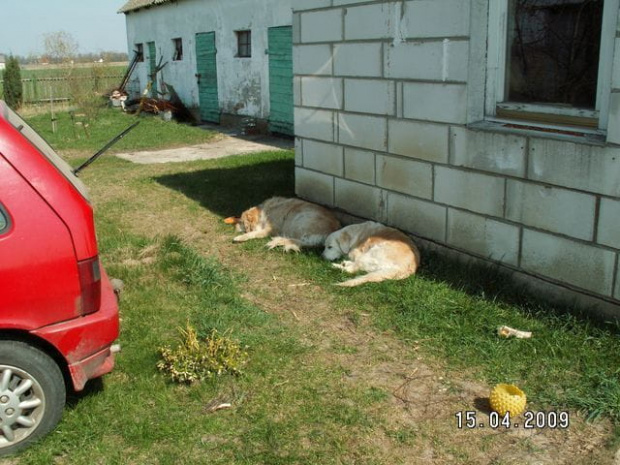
[0,341,66,456]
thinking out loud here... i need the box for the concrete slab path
[115,124,293,164]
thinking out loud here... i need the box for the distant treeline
[8,52,129,65]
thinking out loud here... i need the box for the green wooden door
[195,32,220,123]
[147,41,157,97]
[268,26,293,136]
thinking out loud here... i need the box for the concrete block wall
[293,0,620,314]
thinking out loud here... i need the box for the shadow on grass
[66,378,104,409]
[419,249,620,332]
[154,151,618,332]
[154,155,295,218]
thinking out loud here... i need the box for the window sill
[469,119,606,146]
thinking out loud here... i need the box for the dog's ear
[336,231,352,254]
[224,216,240,225]
[245,207,260,229]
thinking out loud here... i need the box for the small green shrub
[157,324,249,384]
[2,56,23,109]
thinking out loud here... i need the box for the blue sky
[0,1,128,56]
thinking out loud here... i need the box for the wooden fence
[0,74,124,103]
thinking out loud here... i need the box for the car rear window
[1,102,90,201]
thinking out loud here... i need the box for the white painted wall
[122,0,292,118]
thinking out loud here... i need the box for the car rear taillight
[77,256,101,315]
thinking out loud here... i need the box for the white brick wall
[293,0,620,310]
[385,40,469,82]
[335,178,386,221]
[295,137,303,166]
[301,77,343,109]
[302,139,344,176]
[294,107,335,141]
[528,140,620,198]
[434,167,505,217]
[401,0,470,38]
[293,0,331,10]
[606,93,620,145]
[388,120,449,163]
[387,192,447,242]
[344,147,375,185]
[447,209,519,266]
[344,3,393,40]
[295,167,334,206]
[300,9,343,43]
[403,82,467,124]
[293,76,301,106]
[338,113,387,151]
[521,229,616,296]
[333,43,383,77]
[616,263,620,300]
[294,44,333,75]
[344,79,395,115]
[376,155,433,199]
[505,181,596,241]
[450,127,526,177]
[598,198,620,249]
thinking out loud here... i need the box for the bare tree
[43,31,79,64]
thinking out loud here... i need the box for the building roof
[118,0,177,14]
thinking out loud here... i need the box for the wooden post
[50,86,57,134]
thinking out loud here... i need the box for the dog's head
[322,229,351,261]
[230,206,259,233]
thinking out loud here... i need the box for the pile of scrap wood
[109,51,196,123]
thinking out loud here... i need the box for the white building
[119,0,293,134]
[292,0,620,318]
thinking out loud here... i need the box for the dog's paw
[232,236,244,243]
[267,237,301,253]
[332,261,350,271]
[283,244,301,253]
[266,237,286,250]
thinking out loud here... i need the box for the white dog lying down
[225,196,341,252]
[322,221,420,287]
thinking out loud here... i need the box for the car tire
[0,341,66,456]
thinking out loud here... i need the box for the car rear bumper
[32,269,120,391]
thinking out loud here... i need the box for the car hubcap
[0,366,45,446]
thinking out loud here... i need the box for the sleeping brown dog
[322,221,420,286]
[225,197,341,252]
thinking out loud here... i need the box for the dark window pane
[237,31,251,57]
[173,38,183,61]
[506,0,603,108]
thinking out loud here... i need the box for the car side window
[0,204,9,234]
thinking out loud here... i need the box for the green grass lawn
[14,110,620,463]
[152,149,620,424]
[26,107,216,157]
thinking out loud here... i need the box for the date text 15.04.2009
[455,411,569,429]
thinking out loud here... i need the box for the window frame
[172,37,183,61]
[485,0,619,133]
[135,43,144,62]
[236,30,252,58]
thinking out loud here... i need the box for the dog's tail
[336,269,410,287]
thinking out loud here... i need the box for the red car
[0,100,120,455]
